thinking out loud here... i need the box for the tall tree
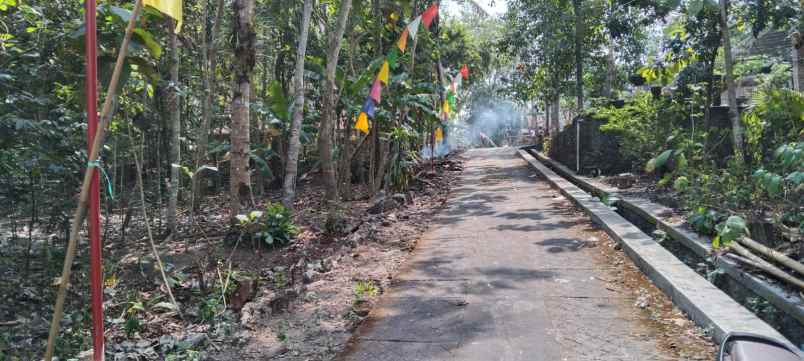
[230,0,256,216]
[718,0,744,159]
[317,0,353,204]
[193,0,225,211]
[167,19,181,235]
[573,0,583,111]
[282,0,314,210]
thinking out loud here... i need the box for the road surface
[340,148,684,361]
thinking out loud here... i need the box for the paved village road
[339,147,680,361]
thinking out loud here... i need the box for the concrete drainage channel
[516,148,799,349]
[522,147,804,347]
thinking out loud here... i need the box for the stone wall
[548,116,631,175]
[547,106,736,175]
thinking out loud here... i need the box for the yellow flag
[377,61,390,85]
[144,0,183,33]
[355,112,370,134]
[398,28,409,53]
[435,127,444,142]
[442,99,450,115]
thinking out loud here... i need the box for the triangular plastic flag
[422,3,438,29]
[355,112,370,134]
[435,127,444,142]
[442,99,450,115]
[144,0,183,33]
[455,74,463,89]
[377,61,390,85]
[407,16,422,40]
[447,92,457,110]
[369,79,383,103]
[363,97,376,118]
[460,64,469,80]
[398,27,409,53]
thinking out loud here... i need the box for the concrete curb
[517,149,789,345]
[526,148,804,326]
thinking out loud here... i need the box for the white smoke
[452,99,524,148]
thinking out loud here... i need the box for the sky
[443,0,508,17]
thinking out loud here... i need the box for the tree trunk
[550,99,560,135]
[605,34,614,99]
[317,0,353,204]
[167,20,180,235]
[230,0,256,217]
[282,0,314,210]
[369,0,383,195]
[719,0,744,159]
[793,39,803,91]
[573,0,583,111]
[193,0,225,211]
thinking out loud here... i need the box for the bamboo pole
[729,242,804,290]
[737,236,804,276]
[44,1,143,360]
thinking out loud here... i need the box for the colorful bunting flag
[355,112,370,134]
[398,28,409,53]
[144,0,183,33]
[447,92,457,110]
[370,79,383,103]
[442,99,450,115]
[408,16,422,40]
[460,64,469,80]
[455,74,463,89]
[363,97,376,118]
[435,127,444,142]
[378,61,390,85]
[422,3,438,29]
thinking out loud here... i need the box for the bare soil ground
[0,155,464,360]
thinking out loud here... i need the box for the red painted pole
[84,0,105,359]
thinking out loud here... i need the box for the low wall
[548,117,630,175]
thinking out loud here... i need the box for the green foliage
[689,207,722,236]
[165,350,202,361]
[673,176,689,192]
[744,89,804,164]
[198,297,222,324]
[753,169,783,197]
[124,301,145,336]
[236,203,299,247]
[354,280,379,301]
[752,142,804,230]
[713,216,749,248]
[596,92,665,169]
[387,125,420,192]
[646,149,674,173]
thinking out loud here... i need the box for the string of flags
[355,3,467,138]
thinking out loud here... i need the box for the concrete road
[340,148,675,361]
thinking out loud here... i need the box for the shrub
[235,203,299,247]
[744,89,804,165]
[594,92,666,169]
